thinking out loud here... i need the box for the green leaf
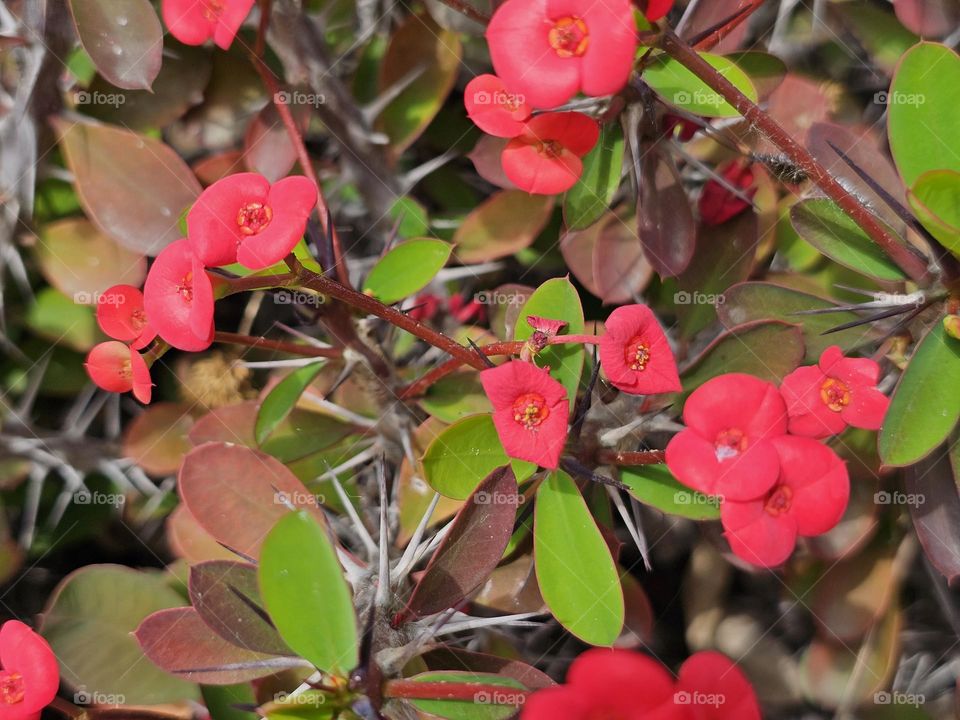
[362,238,452,304]
[642,51,758,117]
[833,3,918,74]
[908,169,960,256]
[421,414,535,499]
[790,199,907,281]
[259,511,358,675]
[534,471,624,645]
[27,288,101,352]
[888,42,960,187]
[40,565,198,704]
[681,320,805,394]
[621,465,720,520]
[389,197,431,238]
[255,363,327,445]
[420,372,492,423]
[202,685,258,720]
[725,51,787,97]
[879,322,960,467]
[717,282,874,361]
[406,672,526,720]
[563,124,625,230]
[514,277,585,411]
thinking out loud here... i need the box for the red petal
[683,373,787,443]
[841,387,889,430]
[773,436,849,536]
[187,172,270,267]
[465,74,531,138]
[502,142,583,195]
[567,649,677,713]
[666,429,780,501]
[143,239,215,352]
[237,176,316,269]
[0,621,59,713]
[130,350,153,404]
[487,0,580,108]
[721,496,798,567]
[578,0,638,98]
[698,159,756,226]
[212,0,255,50]
[521,686,592,720]
[521,112,600,157]
[780,365,844,439]
[96,284,146,342]
[820,345,881,386]
[85,342,136,393]
[676,651,761,720]
[598,305,681,395]
[641,0,675,21]
[161,0,214,45]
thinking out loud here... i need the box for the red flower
[85,342,153,404]
[486,0,637,109]
[187,172,317,269]
[522,649,680,719]
[698,158,757,226]
[0,621,59,720]
[663,114,700,142]
[162,0,255,50]
[96,285,156,350]
[639,0,675,22]
[521,648,762,720]
[480,360,569,469]
[599,304,681,395]
[501,112,599,195]
[665,374,788,501]
[721,435,849,567]
[464,74,532,138]
[780,346,890,439]
[143,239,215,352]
[675,651,762,720]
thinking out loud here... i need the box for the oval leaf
[454,191,554,263]
[362,238,452,304]
[908,169,960,256]
[621,465,720,520]
[405,672,526,720]
[879,322,960,467]
[642,52,759,117]
[534,471,624,645]
[69,0,162,90]
[259,511,358,675]
[563,124,625,230]
[255,362,327,445]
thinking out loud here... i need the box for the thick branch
[595,449,666,466]
[659,30,933,285]
[213,331,342,358]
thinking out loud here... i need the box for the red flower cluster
[665,351,887,567]
[522,648,761,720]
[85,285,156,403]
[162,0,255,50]
[0,620,59,720]
[465,75,599,195]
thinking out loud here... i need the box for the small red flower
[96,285,157,351]
[663,113,700,142]
[780,346,890,439]
[143,239,215,352]
[0,621,59,720]
[599,304,681,395]
[675,651,762,720]
[464,74,532,138]
[639,0,675,22]
[480,360,569,469]
[501,112,599,195]
[698,158,757,226]
[522,649,680,719]
[665,373,788,501]
[187,172,317,269]
[161,0,255,50]
[721,435,849,567]
[486,0,637,109]
[85,342,153,404]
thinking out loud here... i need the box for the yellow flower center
[512,392,549,430]
[624,336,651,371]
[237,202,273,236]
[820,377,851,412]
[0,671,25,705]
[548,16,590,58]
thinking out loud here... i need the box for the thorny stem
[252,0,351,288]
[213,331,342,358]
[382,679,530,703]
[659,30,933,285]
[595,449,666,466]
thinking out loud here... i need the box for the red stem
[595,449,666,466]
[214,331,342,358]
[383,680,531,703]
[659,30,931,285]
